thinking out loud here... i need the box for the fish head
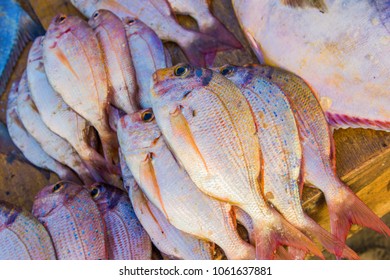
[88,182,124,212]
[0,201,21,227]
[123,17,149,36]
[70,0,100,17]
[28,36,45,63]
[217,64,255,88]
[118,109,162,153]
[88,9,117,30]
[45,14,84,47]
[32,181,84,219]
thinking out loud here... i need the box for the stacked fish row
[2,0,390,260]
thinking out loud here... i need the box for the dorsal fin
[281,0,328,12]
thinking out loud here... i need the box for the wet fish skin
[88,183,152,260]
[249,64,390,243]
[32,181,108,260]
[0,200,56,260]
[118,109,255,260]
[124,18,168,109]
[17,71,90,185]
[0,0,44,96]
[27,36,108,184]
[218,65,358,259]
[70,0,231,66]
[232,0,390,131]
[151,64,322,259]
[88,10,138,114]
[43,14,119,169]
[6,81,76,180]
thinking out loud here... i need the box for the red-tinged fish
[0,200,56,260]
[27,36,109,184]
[70,0,233,66]
[88,10,138,114]
[6,81,76,180]
[124,18,168,109]
[232,0,390,131]
[17,71,91,185]
[248,64,390,244]
[43,14,119,169]
[89,183,152,260]
[151,64,322,259]
[119,149,214,260]
[118,109,255,260]
[166,0,241,49]
[32,181,108,260]
[218,65,358,259]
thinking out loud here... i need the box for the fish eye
[52,182,64,193]
[56,15,67,24]
[92,11,99,19]
[174,65,189,77]
[125,18,135,25]
[141,110,154,122]
[220,66,234,76]
[90,187,100,199]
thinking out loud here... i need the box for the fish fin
[275,246,294,260]
[301,214,360,259]
[204,52,218,67]
[326,112,390,132]
[281,0,328,12]
[243,29,265,64]
[254,210,324,259]
[139,153,170,220]
[199,18,242,50]
[325,186,390,244]
[170,107,208,172]
[287,247,307,260]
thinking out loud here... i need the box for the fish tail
[253,210,324,259]
[301,214,360,259]
[199,18,242,50]
[325,184,390,243]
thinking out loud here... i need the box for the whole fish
[32,181,108,260]
[6,81,76,180]
[232,0,390,131]
[124,18,169,109]
[89,183,152,260]
[17,72,91,185]
[248,64,390,243]
[151,64,321,259]
[43,14,119,169]
[88,10,138,114]
[118,109,255,260]
[119,149,214,260]
[0,0,44,95]
[218,65,358,259]
[27,36,108,183]
[166,0,241,48]
[70,0,233,66]
[0,200,56,260]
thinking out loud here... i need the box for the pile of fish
[1,0,389,260]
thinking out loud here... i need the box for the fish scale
[0,200,56,260]
[32,182,107,260]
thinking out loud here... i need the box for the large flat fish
[43,14,119,169]
[232,0,390,131]
[88,10,138,115]
[70,0,234,66]
[6,80,76,180]
[89,183,152,260]
[0,0,44,96]
[119,151,214,260]
[151,64,321,259]
[250,64,390,243]
[218,65,358,259]
[32,181,108,260]
[118,109,255,260]
[0,200,56,260]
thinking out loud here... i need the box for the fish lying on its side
[6,81,76,180]
[0,200,56,260]
[119,152,214,260]
[249,64,390,243]
[70,0,235,66]
[218,65,358,259]
[0,0,44,96]
[150,64,321,259]
[232,0,390,131]
[89,183,152,260]
[32,181,108,260]
[88,10,138,115]
[118,109,255,260]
